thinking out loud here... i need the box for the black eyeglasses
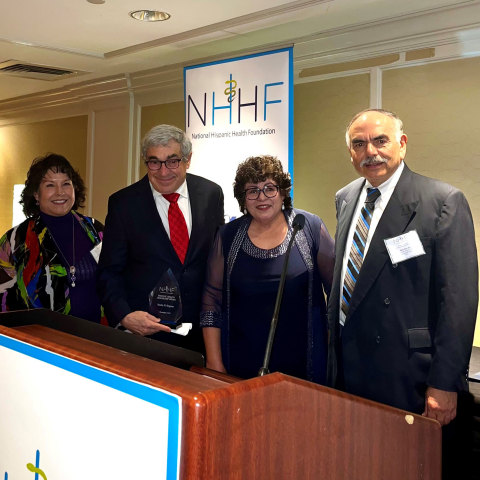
[244,184,280,200]
[145,157,184,171]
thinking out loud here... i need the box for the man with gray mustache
[327,108,477,478]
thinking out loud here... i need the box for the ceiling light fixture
[129,10,171,22]
[87,0,106,4]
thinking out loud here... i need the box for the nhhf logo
[187,73,284,127]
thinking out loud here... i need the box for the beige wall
[0,116,88,235]
[141,102,185,135]
[89,106,130,223]
[294,74,370,235]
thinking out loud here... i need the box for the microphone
[292,213,306,231]
[258,214,306,376]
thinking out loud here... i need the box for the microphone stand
[258,214,305,377]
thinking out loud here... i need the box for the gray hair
[345,109,404,147]
[141,124,192,159]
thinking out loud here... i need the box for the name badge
[384,230,426,264]
[90,242,102,263]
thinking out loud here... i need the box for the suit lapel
[336,182,364,255]
[330,180,364,311]
[185,174,203,264]
[139,175,179,259]
[346,166,418,319]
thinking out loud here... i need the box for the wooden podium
[0,311,441,479]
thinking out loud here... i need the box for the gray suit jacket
[327,164,478,413]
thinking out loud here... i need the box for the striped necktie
[341,187,381,320]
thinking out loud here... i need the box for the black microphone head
[292,214,305,231]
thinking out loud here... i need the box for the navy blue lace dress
[200,208,334,383]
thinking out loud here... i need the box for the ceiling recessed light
[87,0,106,4]
[129,10,171,22]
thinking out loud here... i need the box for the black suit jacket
[327,164,478,413]
[97,173,224,352]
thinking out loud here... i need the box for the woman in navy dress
[200,155,334,383]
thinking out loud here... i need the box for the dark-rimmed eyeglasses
[145,156,184,171]
[244,184,280,200]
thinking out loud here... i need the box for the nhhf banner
[185,47,293,221]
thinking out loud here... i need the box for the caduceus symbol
[26,450,47,480]
[26,463,47,480]
[224,75,237,103]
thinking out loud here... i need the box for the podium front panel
[0,331,182,480]
[0,320,441,480]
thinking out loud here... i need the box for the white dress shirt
[339,162,404,325]
[150,180,192,238]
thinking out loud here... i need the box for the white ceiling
[1,0,480,103]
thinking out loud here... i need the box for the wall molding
[1,1,480,124]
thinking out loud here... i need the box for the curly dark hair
[233,155,292,213]
[21,153,86,217]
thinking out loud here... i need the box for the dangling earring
[282,203,285,211]
[243,208,248,215]
[36,200,39,206]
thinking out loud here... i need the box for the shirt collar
[365,161,404,196]
[150,179,189,200]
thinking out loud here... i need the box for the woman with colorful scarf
[0,153,105,324]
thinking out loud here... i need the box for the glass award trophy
[148,268,183,328]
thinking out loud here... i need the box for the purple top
[40,212,101,322]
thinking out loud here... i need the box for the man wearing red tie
[97,124,224,352]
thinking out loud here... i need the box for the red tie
[163,193,189,263]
